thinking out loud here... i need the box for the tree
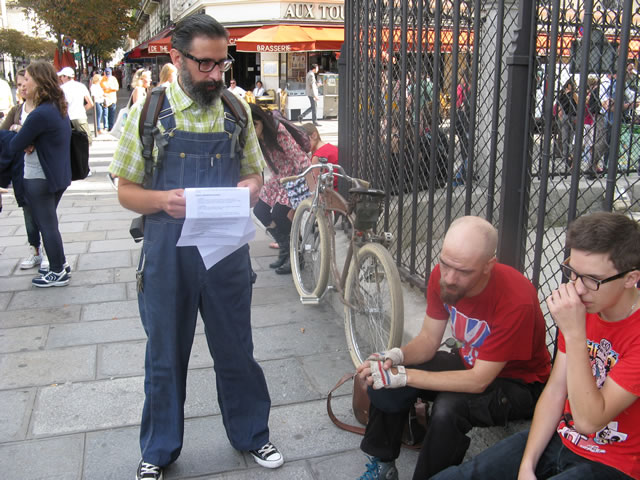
[19,0,138,57]
[0,28,56,68]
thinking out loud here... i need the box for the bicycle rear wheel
[290,198,330,299]
[344,242,403,367]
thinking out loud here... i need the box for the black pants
[301,96,317,124]
[253,199,292,235]
[23,179,66,272]
[360,351,544,480]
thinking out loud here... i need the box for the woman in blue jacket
[9,61,72,287]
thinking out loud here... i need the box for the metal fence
[340,0,640,346]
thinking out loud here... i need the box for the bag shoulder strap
[327,373,366,435]
[138,86,167,188]
[221,89,248,156]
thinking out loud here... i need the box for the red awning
[148,37,171,55]
[235,25,343,52]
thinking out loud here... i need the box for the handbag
[70,127,90,181]
[327,373,427,449]
[110,94,134,139]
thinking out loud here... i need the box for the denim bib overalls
[137,96,271,467]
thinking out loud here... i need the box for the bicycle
[280,160,404,367]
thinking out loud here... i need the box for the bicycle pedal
[300,296,321,305]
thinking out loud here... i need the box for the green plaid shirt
[109,80,265,184]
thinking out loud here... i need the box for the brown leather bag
[327,373,427,448]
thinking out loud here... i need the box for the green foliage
[19,0,138,57]
[0,28,56,60]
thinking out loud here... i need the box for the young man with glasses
[109,14,282,480]
[432,211,640,480]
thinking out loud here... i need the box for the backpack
[138,86,249,187]
[271,109,311,153]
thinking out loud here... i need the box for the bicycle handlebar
[279,163,369,189]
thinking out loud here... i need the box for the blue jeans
[106,103,117,130]
[95,102,107,130]
[23,204,41,248]
[22,179,66,272]
[432,430,632,480]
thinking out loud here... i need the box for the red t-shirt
[426,263,551,384]
[314,143,339,188]
[556,309,640,479]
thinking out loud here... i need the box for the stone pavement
[0,113,422,479]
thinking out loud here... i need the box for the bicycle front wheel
[290,198,330,299]
[344,243,404,367]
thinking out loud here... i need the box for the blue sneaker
[359,456,398,480]
[38,261,71,276]
[32,269,70,288]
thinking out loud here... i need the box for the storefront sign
[283,3,345,21]
[256,44,294,52]
[148,44,170,54]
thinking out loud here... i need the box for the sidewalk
[0,112,422,479]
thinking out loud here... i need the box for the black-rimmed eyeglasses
[179,51,234,73]
[560,257,636,291]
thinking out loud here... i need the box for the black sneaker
[249,441,284,468]
[136,460,163,480]
[32,269,70,288]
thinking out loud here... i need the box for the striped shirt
[109,80,265,184]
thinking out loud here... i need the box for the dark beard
[439,280,465,305]
[180,66,224,106]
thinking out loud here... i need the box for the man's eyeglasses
[179,51,234,73]
[560,257,636,291]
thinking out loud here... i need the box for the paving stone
[164,416,246,479]
[308,448,420,479]
[64,268,114,286]
[252,255,281,271]
[299,350,357,395]
[0,235,28,247]
[0,434,84,479]
[57,206,91,215]
[89,239,139,253]
[97,341,145,378]
[76,250,132,270]
[253,269,296,289]
[0,275,33,292]
[252,318,347,361]
[0,325,47,353]
[83,426,143,480]
[252,285,300,306]
[107,228,134,239]
[46,317,145,348]
[8,283,126,310]
[184,367,220,418]
[31,376,143,436]
[82,299,140,321]
[0,345,96,389]
[58,221,88,233]
[62,211,137,223]
[88,219,136,233]
[208,461,315,479]
[261,357,322,405]
[114,266,137,283]
[0,292,11,310]
[91,205,130,213]
[251,301,335,328]
[62,230,106,242]
[63,241,89,254]
[0,225,18,237]
[0,304,81,328]
[0,389,34,442]
[126,281,138,299]
[0,258,17,277]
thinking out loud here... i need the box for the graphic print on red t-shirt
[446,305,491,366]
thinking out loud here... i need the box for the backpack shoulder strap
[221,90,248,157]
[139,86,167,188]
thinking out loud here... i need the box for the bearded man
[109,14,282,480]
[355,216,551,480]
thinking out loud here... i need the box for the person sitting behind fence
[249,103,310,275]
[301,122,338,190]
[432,211,640,480]
[355,215,551,480]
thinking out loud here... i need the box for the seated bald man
[356,216,552,480]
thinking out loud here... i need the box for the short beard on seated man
[180,66,224,106]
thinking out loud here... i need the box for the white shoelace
[139,462,161,475]
[257,443,277,457]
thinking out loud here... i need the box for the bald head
[444,216,497,263]
[438,216,498,304]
